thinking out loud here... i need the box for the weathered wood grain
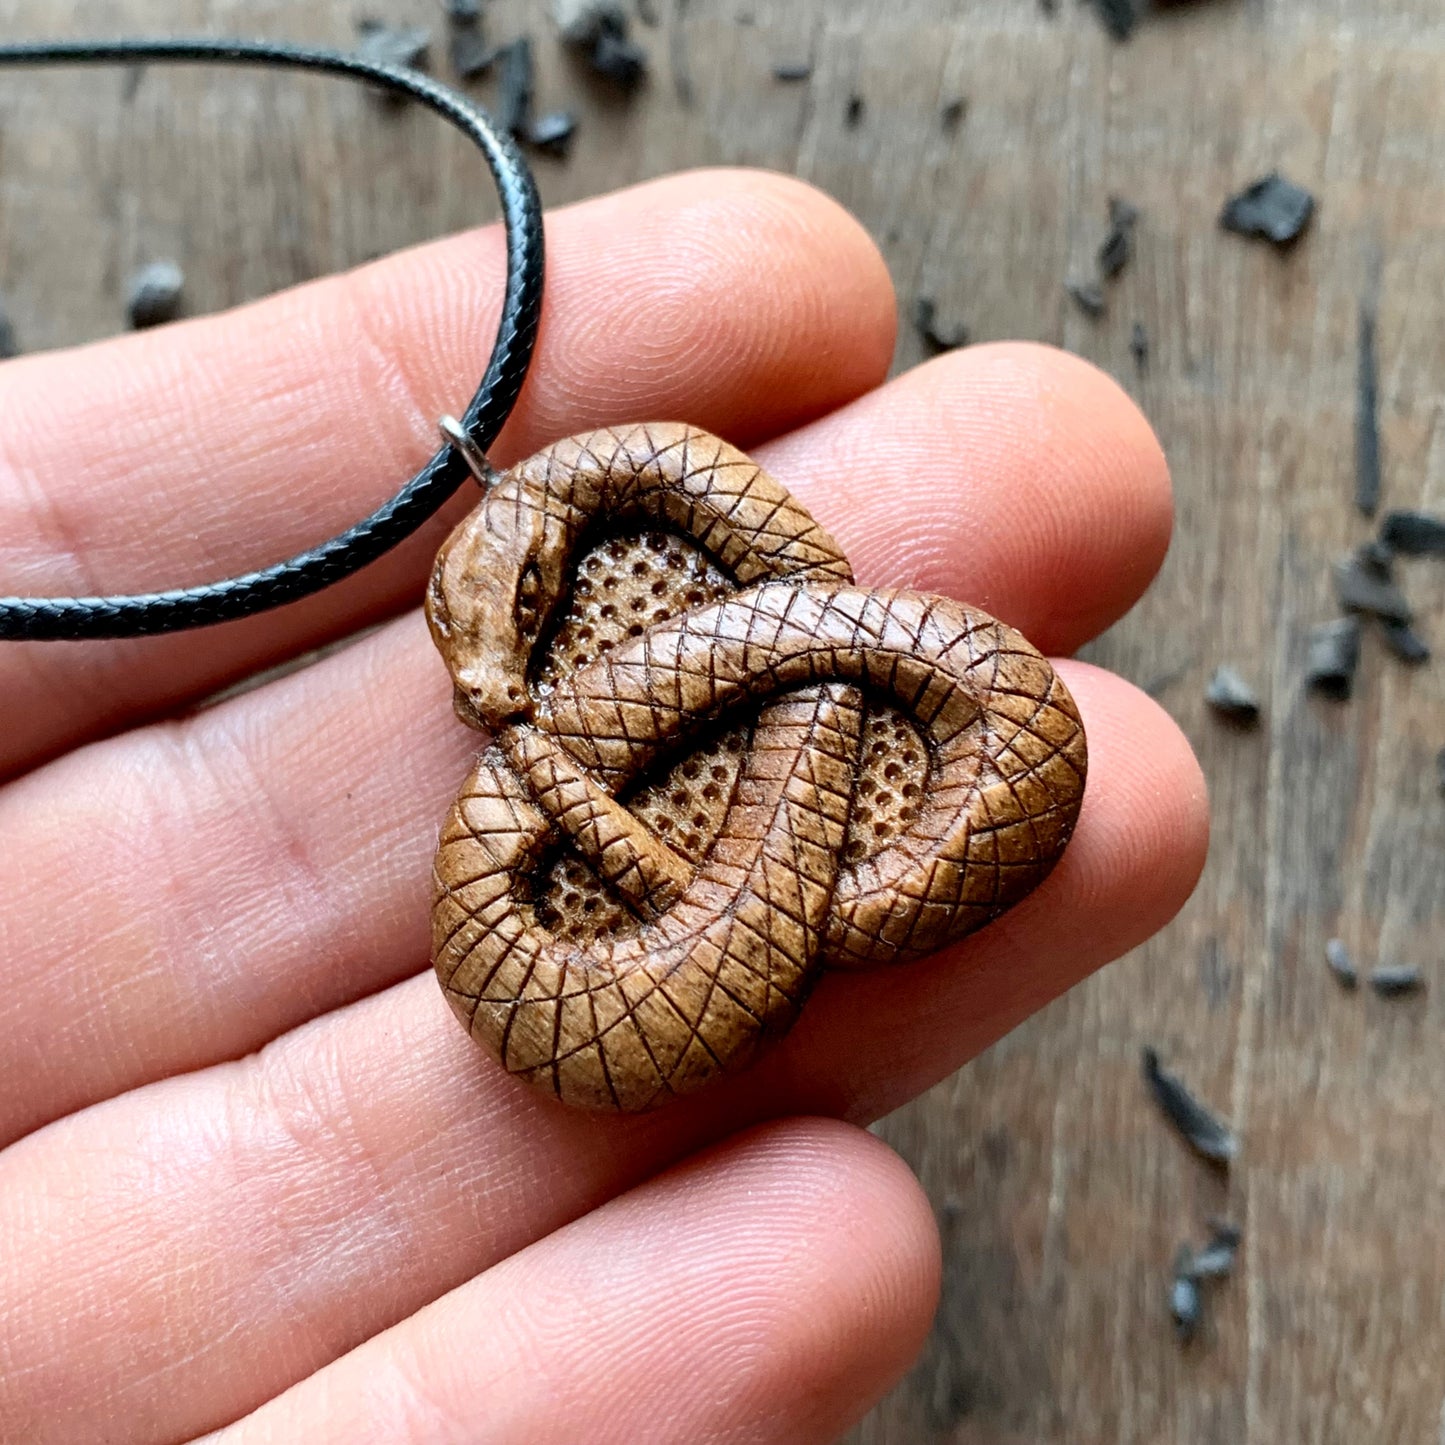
[0,1,1441,1440]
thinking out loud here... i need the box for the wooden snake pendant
[425,424,1087,1110]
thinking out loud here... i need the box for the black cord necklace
[0,37,545,641]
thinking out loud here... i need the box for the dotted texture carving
[426,424,1087,1110]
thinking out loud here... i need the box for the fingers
[0,168,896,777]
[0,344,1172,1146]
[204,1120,939,1445]
[0,668,1204,1444]
[766,341,1173,655]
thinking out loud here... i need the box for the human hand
[0,170,1207,1443]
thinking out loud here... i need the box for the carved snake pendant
[426,424,1086,1110]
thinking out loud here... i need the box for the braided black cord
[0,38,545,640]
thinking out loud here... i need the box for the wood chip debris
[940,98,967,132]
[1370,965,1425,998]
[1333,553,1412,624]
[1190,1221,1242,1280]
[526,109,578,157]
[912,296,969,354]
[1142,1047,1238,1167]
[1355,300,1383,517]
[1066,279,1106,318]
[1130,320,1150,374]
[449,28,497,80]
[1325,938,1359,989]
[1220,172,1316,245]
[1089,0,1138,41]
[1380,509,1445,557]
[1380,619,1431,665]
[1305,616,1362,699]
[0,295,18,359]
[1205,665,1261,726]
[1098,197,1140,280]
[125,261,185,330]
[845,94,865,128]
[446,0,483,21]
[772,61,813,82]
[354,20,431,73]
[1170,1245,1202,1343]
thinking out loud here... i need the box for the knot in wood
[427,424,1087,1110]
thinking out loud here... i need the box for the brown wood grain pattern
[428,424,1084,1108]
[1,0,1442,1439]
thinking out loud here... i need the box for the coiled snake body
[427,424,1086,1110]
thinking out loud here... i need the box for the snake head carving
[425,476,571,730]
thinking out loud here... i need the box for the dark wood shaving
[126,261,185,330]
[1205,666,1261,726]
[1142,1047,1238,1167]
[1325,938,1359,990]
[446,0,484,21]
[355,20,431,72]
[449,28,497,80]
[1305,617,1362,699]
[912,297,969,354]
[1380,509,1445,557]
[496,37,535,136]
[1333,553,1412,624]
[1220,172,1316,246]
[591,28,649,88]
[1170,1246,1202,1343]
[845,94,865,128]
[1355,300,1383,517]
[1066,280,1106,319]
[0,296,18,360]
[1130,321,1150,374]
[1089,0,1138,41]
[1098,197,1140,281]
[526,109,578,157]
[1191,1222,1242,1280]
[1370,965,1425,997]
[552,0,627,44]
[1380,619,1431,665]
[1354,537,1396,580]
[772,61,813,82]
[940,98,967,132]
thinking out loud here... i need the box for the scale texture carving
[426,424,1087,1110]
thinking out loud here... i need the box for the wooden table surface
[2,1,1443,1441]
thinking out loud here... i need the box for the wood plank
[1,1,1442,1440]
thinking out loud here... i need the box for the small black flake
[1066,279,1106,319]
[1220,172,1316,246]
[126,261,185,330]
[446,0,484,21]
[0,296,18,360]
[1191,1222,1242,1280]
[1098,197,1140,281]
[355,20,431,72]
[1142,1047,1238,1167]
[1090,0,1137,41]
[1354,537,1396,580]
[1370,965,1425,998]
[1380,619,1431,665]
[496,37,535,136]
[913,297,969,354]
[1305,617,1362,699]
[449,28,497,80]
[845,94,865,128]
[1333,553,1412,624]
[1205,666,1261,726]
[772,60,813,82]
[940,98,967,132]
[1325,938,1359,990]
[1380,509,1445,557]
[1356,301,1383,517]
[552,0,627,44]
[1170,1246,1202,1343]
[1130,321,1150,374]
[591,27,649,88]
[526,109,578,157]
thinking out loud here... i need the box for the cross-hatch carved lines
[428,424,1088,1110]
